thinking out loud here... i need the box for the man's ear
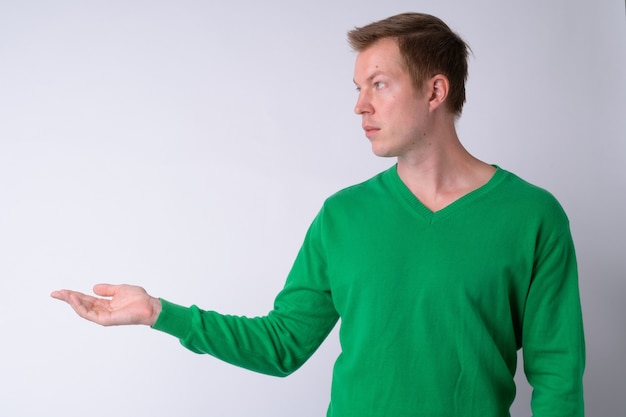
[427,74,450,112]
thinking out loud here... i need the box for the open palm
[51,284,161,326]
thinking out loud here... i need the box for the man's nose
[354,92,373,115]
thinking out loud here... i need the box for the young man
[51,13,585,417]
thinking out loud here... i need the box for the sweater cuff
[151,298,193,340]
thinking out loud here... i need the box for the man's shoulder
[494,167,569,223]
[498,168,560,202]
[324,166,395,207]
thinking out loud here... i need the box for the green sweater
[153,165,585,417]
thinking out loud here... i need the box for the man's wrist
[147,296,162,326]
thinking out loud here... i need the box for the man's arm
[50,207,338,377]
[523,227,585,416]
[148,209,339,377]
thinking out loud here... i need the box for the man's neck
[396,132,495,212]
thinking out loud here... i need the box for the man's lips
[363,125,380,137]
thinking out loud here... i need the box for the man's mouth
[363,125,380,137]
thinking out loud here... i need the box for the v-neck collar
[386,164,507,224]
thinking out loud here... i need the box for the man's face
[353,38,430,159]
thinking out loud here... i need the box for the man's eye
[374,81,385,89]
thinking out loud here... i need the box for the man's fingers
[93,283,118,297]
[51,287,120,326]
[66,292,112,325]
[51,289,83,302]
[50,290,67,301]
[51,286,116,301]
[66,292,90,317]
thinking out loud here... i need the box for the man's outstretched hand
[51,284,162,326]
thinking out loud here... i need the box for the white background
[1,1,624,416]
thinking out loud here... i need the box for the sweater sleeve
[522,223,585,416]
[151,211,339,377]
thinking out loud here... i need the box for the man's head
[348,13,469,116]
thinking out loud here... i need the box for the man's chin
[370,145,396,159]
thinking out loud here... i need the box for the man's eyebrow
[353,70,385,86]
